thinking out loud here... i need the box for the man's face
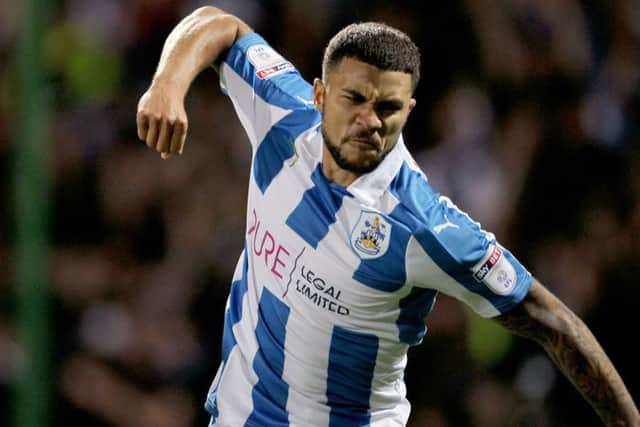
[313,57,416,175]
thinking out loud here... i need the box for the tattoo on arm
[495,280,640,427]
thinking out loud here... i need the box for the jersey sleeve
[218,33,320,152]
[405,195,532,318]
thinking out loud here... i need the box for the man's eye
[345,94,365,103]
[376,102,402,115]
[379,102,400,111]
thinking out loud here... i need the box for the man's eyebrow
[341,89,404,107]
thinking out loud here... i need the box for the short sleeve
[218,33,320,151]
[405,195,532,318]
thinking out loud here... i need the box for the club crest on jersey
[471,244,516,295]
[247,44,295,79]
[351,211,391,260]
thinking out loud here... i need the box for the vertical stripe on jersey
[222,250,249,362]
[254,108,321,193]
[326,326,378,427]
[397,287,437,345]
[286,165,351,248]
[246,287,291,427]
[389,162,517,313]
[352,218,411,292]
[206,250,250,419]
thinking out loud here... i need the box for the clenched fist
[136,82,188,159]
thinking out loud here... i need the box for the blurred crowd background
[1,0,640,426]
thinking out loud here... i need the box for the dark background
[1,0,639,426]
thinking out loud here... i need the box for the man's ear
[408,98,417,113]
[312,78,324,112]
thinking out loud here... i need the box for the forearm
[538,308,638,426]
[496,280,640,426]
[151,6,251,98]
[136,7,251,157]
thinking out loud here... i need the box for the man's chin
[323,128,386,174]
[333,154,381,174]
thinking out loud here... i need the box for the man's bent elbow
[191,6,226,19]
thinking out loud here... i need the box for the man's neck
[321,145,362,187]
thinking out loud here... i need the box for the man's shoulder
[387,158,439,212]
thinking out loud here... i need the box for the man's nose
[355,104,382,130]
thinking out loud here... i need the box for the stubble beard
[321,126,390,175]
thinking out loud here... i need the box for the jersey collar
[305,128,407,206]
[346,135,407,206]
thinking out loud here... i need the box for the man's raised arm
[495,279,640,426]
[136,6,252,158]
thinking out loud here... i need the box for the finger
[145,116,159,149]
[136,112,149,141]
[161,152,173,160]
[156,118,171,153]
[169,121,185,155]
[178,123,187,155]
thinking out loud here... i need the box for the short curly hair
[322,22,421,92]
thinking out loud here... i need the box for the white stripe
[283,310,332,426]
[405,236,500,318]
[369,343,410,426]
[221,63,291,150]
[215,275,263,425]
[214,345,257,426]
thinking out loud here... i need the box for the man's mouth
[348,136,380,150]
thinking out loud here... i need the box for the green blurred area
[46,23,122,105]
[14,1,51,427]
[466,310,513,367]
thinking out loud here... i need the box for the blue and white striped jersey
[205,33,532,427]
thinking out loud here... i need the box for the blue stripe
[397,287,438,345]
[494,247,532,309]
[327,326,378,427]
[222,250,249,361]
[388,161,438,215]
[245,287,291,427]
[286,165,351,248]
[205,249,249,418]
[223,33,321,193]
[412,223,513,311]
[352,214,411,292]
[206,403,218,421]
[224,33,315,111]
[389,162,529,313]
[254,109,320,193]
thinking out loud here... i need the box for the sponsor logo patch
[472,245,516,295]
[283,250,350,316]
[247,44,295,79]
[351,211,391,260]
